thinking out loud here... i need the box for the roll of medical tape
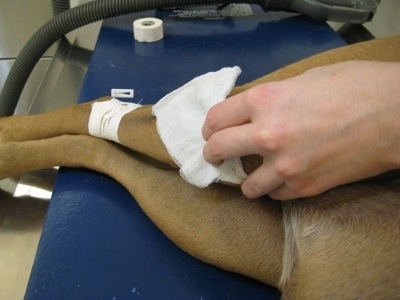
[133,18,164,42]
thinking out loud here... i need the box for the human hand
[202,61,400,200]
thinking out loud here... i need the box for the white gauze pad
[88,98,141,143]
[152,66,248,188]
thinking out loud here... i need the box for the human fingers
[202,92,251,141]
[241,161,283,199]
[203,123,259,165]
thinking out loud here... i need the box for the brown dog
[1,35,400,298]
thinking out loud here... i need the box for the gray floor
[0,1,399,299]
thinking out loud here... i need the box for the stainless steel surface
[0,59,52,115]
[0,0,399,299]
[28,38,94,114]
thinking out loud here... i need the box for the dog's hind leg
[107,143,285,288]
[279,180,400,299]
[0,135,102,178]
[0,134,285,288]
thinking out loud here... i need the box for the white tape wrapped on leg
[88,98,141,143]
[152,66,248,188]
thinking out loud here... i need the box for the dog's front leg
[0,98,99,143]
[0,99,178,168]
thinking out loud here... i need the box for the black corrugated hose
[52,0,70,16]
[0,0,267,117]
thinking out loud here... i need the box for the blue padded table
[26,6,345,299]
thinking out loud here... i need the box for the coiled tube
[52,0,70,16]
[0,0,264,117]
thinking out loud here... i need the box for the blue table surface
[26,6,345,299]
